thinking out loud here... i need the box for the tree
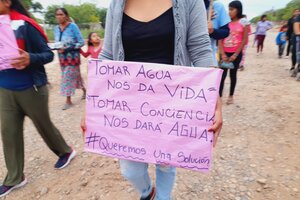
[65,3,100,23]
[19,0,43,22]
[44,5,59,24]
[98,8,107,28]
[31,2,43,13]
[22,0,33,10]
[44,3,101,24]
[251,0,300,23]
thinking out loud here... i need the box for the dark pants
[296,36,300,65]
[292,37,297,67]
[0,86,72,186]
[286,39,292,56]
[278,44,285,57]
[219,52,243,97]
[256,35,266,53]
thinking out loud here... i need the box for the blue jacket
[276,32,286,45]
[0,20,54,90]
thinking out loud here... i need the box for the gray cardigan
[99,0,214,67]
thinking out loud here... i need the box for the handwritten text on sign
[85,60,222,172]
[0,15,19,71]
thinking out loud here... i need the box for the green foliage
[44,5,59,25]
[65,3,100,23]
[31,2,43,13]
[251,0,300,23]
[20,0,43,21]
[46,28,104,42]
[98,8,107,28]
[44,3,107,25]
[21,0,32,10]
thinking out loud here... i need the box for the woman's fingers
[221,55,228,62]
[58,49,65,53]
[208,120,222,134]
[11,59,26,69]
[11,58,22,66]
[11,49,30,69]
[208,121,222,147]
[209,97,223,147]
[80,117,86,137]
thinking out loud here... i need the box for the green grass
[46,29,105,42]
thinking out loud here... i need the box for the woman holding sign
[0,0,76,198]
[81,0,223,199]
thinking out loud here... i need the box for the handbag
[219,61,235,69]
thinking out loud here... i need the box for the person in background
[0,0,76,198]
[81,0,223,199]
[286,9,300,57]
[80,32,102,59]
[252,31,257,47]
[219,0,249,104]
[205,0,230,66]
[276,25,287,59]
[256,14,272,55]
[293,11,300,80]
[239,14,251,71]
[54,8,86,110]
[288,9,300,77]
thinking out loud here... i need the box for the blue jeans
[120,160,176,200]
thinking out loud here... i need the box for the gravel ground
[0,31,299,200]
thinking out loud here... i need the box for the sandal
[62,103,73,110]
[226,97,234,105]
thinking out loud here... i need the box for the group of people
[0,0,296,199]
[54,7,103,110]
[276,9,300,80]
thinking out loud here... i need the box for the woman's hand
[58,48,65,54]
[211,10,217,20]
[80,116,86,137]
[221,54,229,62]
[208,21,214,34]
[208,97,223,147]
[228,54,237,62]
[11,49,30,70]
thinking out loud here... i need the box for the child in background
[80,32,102,59]
[219,0,249,104]
[276,25,288,59]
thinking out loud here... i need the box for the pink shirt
[222,19,248,53]
[80,46,102,59]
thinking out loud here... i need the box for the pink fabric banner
[85,60,223,172]
[0,15,19,71]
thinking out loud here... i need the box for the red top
[80,46,102,59]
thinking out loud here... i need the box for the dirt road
[0,31,299,200]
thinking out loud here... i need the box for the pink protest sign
[85,60,223,172]
[0,15,19,71]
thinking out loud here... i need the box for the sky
[38,0,289,20]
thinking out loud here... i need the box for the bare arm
[229,25,249,62]
[208,96,223,147]
[236,25,249,54]
[80,48,91,58]
[218,39,228,62]
[294,22,300,35]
